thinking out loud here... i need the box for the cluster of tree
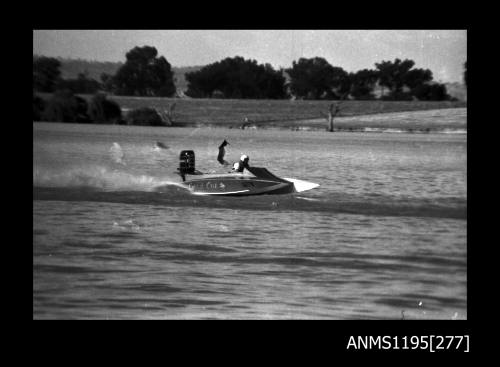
[286,57,453,101]
[33,56,62,93]
[34,91,122,123]
[374,58,437,100]
[110,46,176,97]
[185,56,286,99]
[33,48,174,125]
[185,56,456,101]
[33,90,168,126]
[285,57,350,100]
[34,47,465,102]
[33,46,177,97]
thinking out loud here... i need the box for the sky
[33,30,467,83]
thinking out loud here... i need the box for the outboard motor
[178,150,195,181]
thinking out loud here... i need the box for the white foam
[109,142,125,165]
[295,196,321,202]
[33,165,182,192]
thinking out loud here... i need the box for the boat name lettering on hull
[188,181,228,190]
[205,182,223,189]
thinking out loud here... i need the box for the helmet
[240,154,249,161]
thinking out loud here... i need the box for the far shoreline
[34,94,466,134]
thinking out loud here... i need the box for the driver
[232,154,250,173]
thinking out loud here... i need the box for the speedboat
[177,150,319,196]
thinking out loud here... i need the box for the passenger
[232,154,250,173]
[217,139,230,165]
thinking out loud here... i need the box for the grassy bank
[294,108,466,132]
[37,93,466,131]
[106,96,466,127]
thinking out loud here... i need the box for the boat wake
[33,142,465,219]
[33,164,185,192]
[33,180,466,220]
[295,196,322,202]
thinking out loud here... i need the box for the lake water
[33,122,467,319]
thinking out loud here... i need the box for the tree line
[34,45,466,103]
[33,47,177,125]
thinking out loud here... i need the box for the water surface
[33,122,467,319]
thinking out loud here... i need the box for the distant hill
[444,82,467,102]
[171,65,203,91]
[56,58,122,80]
[56,57,202,92]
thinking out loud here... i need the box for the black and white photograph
[33,30,467,321]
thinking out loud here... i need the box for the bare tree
[327,102,341,132]
[155,102,176,126]
[324,93,348,132]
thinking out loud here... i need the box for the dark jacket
[233,159,249,172]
